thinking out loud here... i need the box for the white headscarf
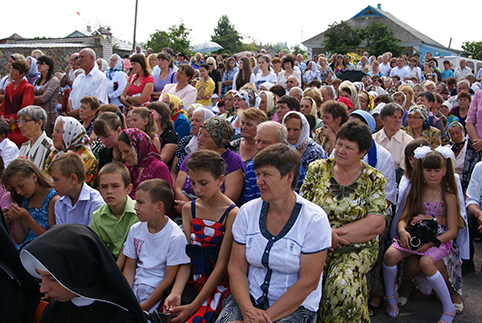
[186,108,215,153]
[282,111,310,150]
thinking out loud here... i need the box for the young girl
[383,146,464,323]
[2,158,58,249]
[130,107,161,152]
[93,110,127,171]
[163,150,238,323]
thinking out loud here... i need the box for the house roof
[0,33,24,41]
[303,5,445,48]
[65,30,92,38]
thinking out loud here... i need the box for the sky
[2,1,480,53]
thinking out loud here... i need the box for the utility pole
[132,0,138,50]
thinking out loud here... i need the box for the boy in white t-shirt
[123,179,190,311]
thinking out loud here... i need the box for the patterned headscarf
[121,128,161,183]
[201,116,235,148]
[408,105,429,123]
[53,116,90,158]
[162,94,188,119]
[235,90,255,108]
[358,91,374,111]
[106,54,123,80]
[223,90,238,117]
[282,111,310,150]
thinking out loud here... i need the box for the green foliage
[462,41,482,60]
[145,21,192,54]
[211,15,244,54]
[292,44,306,58]
[361,21,403,57]
[323,21,362,54]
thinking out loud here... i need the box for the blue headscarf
[105,54,123,80]
[26,56,41,79]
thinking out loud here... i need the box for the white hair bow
[413,146,432,160]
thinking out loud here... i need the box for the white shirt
[160,83,197,108]
[54,183,105,225]
[69,66,108,110]
[123,219,190,288]
[454,66,472,81]
[232,72,257,91]
[390,66,410,81]
[0,138,19,168]
[18,132,53,170]
[232,194,331,312]
[373,129,414,170]
[379,62,392,76]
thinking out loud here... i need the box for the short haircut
[446,77,457,86]
[178,64,195,78]
[0,122,9,137]
[97,162,131,188]
[186,150,226,179]
[199,63,210,71]
[80,96,100,111]
[336,119,373,153]
[18,105,47,131]
[269,85,286,98]
[271,57,281,64]
[321,101,349,124]
[11,59,29,75]
[253,143,300,190]
[137,179,174,210]
[239,107,268,123]
[257,121,288,143]
[277,95,300,111]
[282,55,295,69]
[458,91,472,102]
[380,102,404,121]
[417,91,435,103]
[47,151,86,183]
[374,94,392,105]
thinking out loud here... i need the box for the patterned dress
[17,189,57,249]
[185,201,235,323]
[300,158,387,323]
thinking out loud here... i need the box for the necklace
[424,188,441,203]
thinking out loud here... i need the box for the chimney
[377,4,381,10]
[87,25,92,32]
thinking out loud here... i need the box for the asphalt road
[371,242,482,322]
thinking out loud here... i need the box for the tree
[361,21,403,57]
[462,41,482,60]
[323,21,362,54]
[211,15,243,54]
[145,21,192,54]
[292,44,306,58]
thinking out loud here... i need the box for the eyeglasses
[16,119,34,125]
[36,61,46,65]
[208,63,214,66]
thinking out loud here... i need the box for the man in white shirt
[344,55,356,70]
[0,121,18,167]
[379,53,392,76]
[67,48,108,119]
[454,59,472,81]
[389,57,410,81]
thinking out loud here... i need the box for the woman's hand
[417,242,434,253]
[242,306,271,323]
[398,229,412,250]
[1,115,9,125]
[322,124,335,140]
[330,228,350,251]
[9,204,30,222]
[410,213,432,226]
[166,304,191,323]
[473,139,482,153]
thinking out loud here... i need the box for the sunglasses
[37,61,46,65]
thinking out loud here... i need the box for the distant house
[302,4,462,60]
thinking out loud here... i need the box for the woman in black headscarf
[20,223,147,323]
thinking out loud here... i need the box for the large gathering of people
[1,46,482,323]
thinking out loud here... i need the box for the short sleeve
[232,203,250,245]
[300,206,331,254]
[225,151,245,175]
[123,226,137,259]
[365,168,388,218]
[166,228,190,266]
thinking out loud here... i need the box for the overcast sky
[2,1,479,53]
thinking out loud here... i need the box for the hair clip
[435,146,455,160]
[414,146,432,159]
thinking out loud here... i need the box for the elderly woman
[358,91,374,112]
[215,144,331,323]
[300,120,387,322]
[120,54,154,109]
[25,56,41,85]
[227,90,256,140]
[283,111,328,173]
[231,108,268,166]
[318,57,334,83]
[313,100,349,154]
[339,81,361,110]
[404,106,441,148]
[1,59,34,147]
[105,53,127,108]
[151,52,177,101]
[303,61,320,87]
[174,116,245,212]
[446,122,467,178]
[300,96,323,131]
[96,58,109,72]
[44,116,98,187]
[17,105,53,170]
[277,55,302,89]
[20,224,147,322]
[32,55,60,136]
[258,90,277,120]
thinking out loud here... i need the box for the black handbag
[399,218,441,250]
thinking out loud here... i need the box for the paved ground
[372,242,482,322]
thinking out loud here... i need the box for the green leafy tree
[323,21,362,54]
[361,21,403,57]
[462,41,482,60]
[292,44,306,58]
[211,15,243,54]
[146,21,192,54]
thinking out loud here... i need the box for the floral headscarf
[121,128,161,182]
[408,105,429,123]
[106,54,123,80]
[282,111,310,150]
[53,116,90,158]
[234,90,256,108]
[162,94,188,119]
[201,116,235,149]
[358,91,374,111]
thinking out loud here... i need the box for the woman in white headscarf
[258,90,277,121]
[96,58,109,72]
[303,61,321,87]
[26,56,41,85]
[282,111,328,172]
[105,54,127,108]
[339,81,361,110]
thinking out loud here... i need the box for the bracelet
[188,304,192,317]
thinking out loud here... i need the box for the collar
[71,297,95,307]
[0,138,8,150]
[104,195,136,219]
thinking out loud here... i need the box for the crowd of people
[1,45,481,323]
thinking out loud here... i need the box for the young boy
[48,151,104,226]
[90,162,137,263]
[123,179,190,311]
